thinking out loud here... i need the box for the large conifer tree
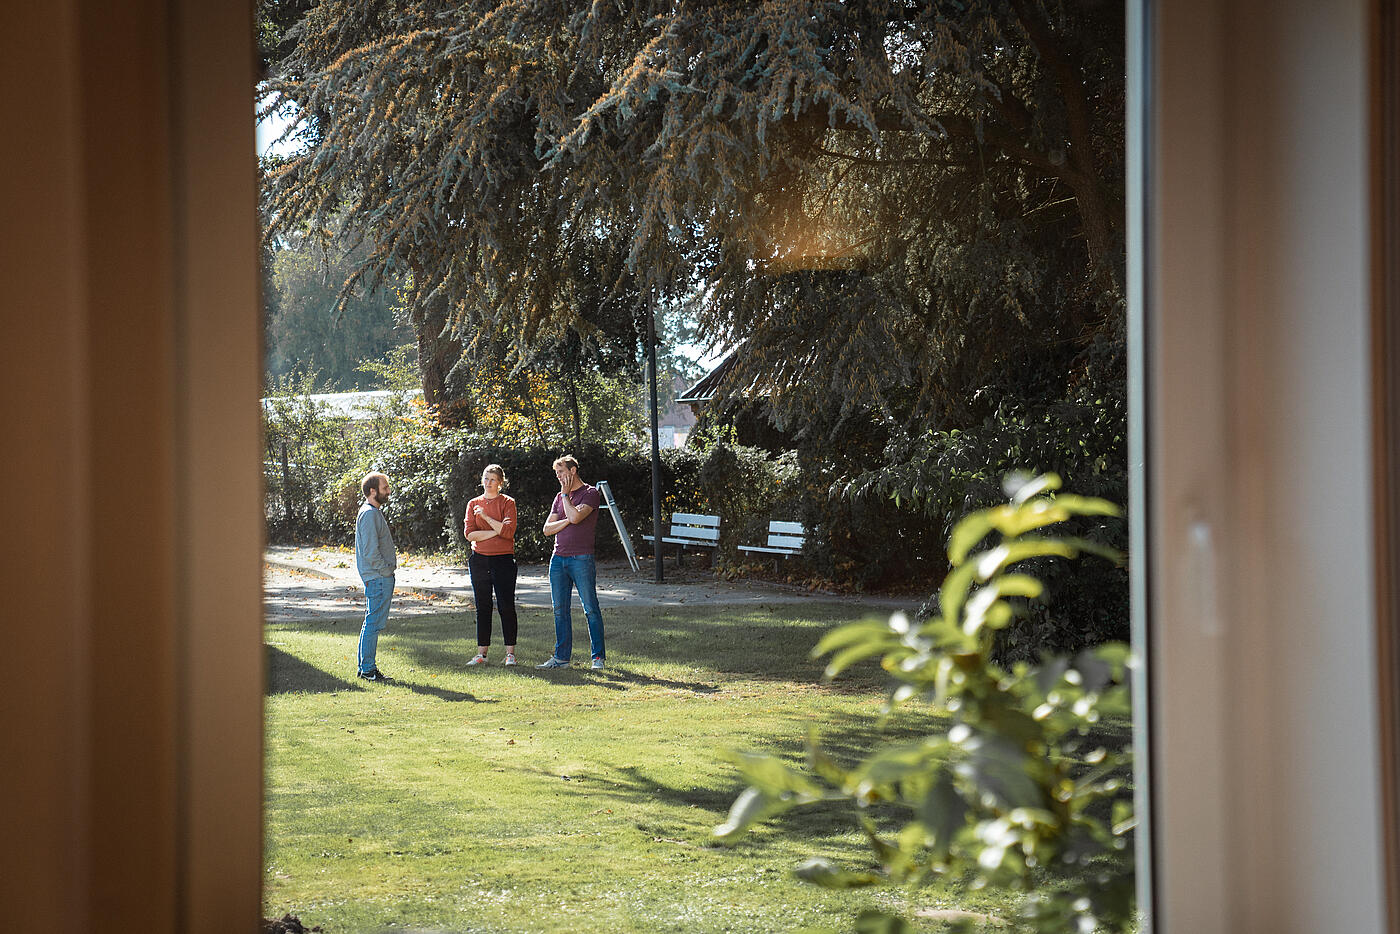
[261,0,1124,440]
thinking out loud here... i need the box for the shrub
[263,371,431,544]
[715,474,1135,934]
[261,382,800,562]
[850,387,1129,657]
[321,429,790,562]
[263,375,362,541]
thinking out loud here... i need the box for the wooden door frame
[1371,2,1400,931]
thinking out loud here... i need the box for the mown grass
[265,601,1025,933]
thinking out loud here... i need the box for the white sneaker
[504,653,517,666]
[467,654,488,666]
[591,657,605,670]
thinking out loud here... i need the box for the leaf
[916,771,967,853]
[981,704,1043,744]
[853,908,913,934]
[948,509,999,564]
[713,787,773,841]
[938,561,980,627]
[974,539,1077,580]
[812,619,892,658]
[962,736,1043,810]
[851,741,943,788]
[1046,493,1122,518]
[792,858,882,889]
[1072,649,1113,693]
[807,736,848,787]
[1112,799,1137,836]
[1035,656,1071,695]
[859,815,906,867]
[1006,471,1060,504]
[1054,535,1126,566]
[722,751,824,799]
[826,640,894,680]
[960,574,1043,636]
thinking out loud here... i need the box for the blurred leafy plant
[715,473,1135,933]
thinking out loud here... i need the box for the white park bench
[737,520,807,560]
[641,512,721,566]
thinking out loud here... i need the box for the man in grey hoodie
[354,471,397,681]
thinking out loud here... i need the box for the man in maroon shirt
[536,455,607,670]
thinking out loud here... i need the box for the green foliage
[261,0,1125,451]
[355,342,421,394]
[263,372,364,540]
[715,475,1135,933]
[693,440,800,563]
[264,365,433,542]
[261,371,799,556]
[264,233,407,391]
[852,350,1128,659]
[255,0,313,79]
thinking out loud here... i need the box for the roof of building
[261,389,423,420]
[676,352,739,404]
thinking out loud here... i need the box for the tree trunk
[1065,168,1124,295]
[567,378,583,452]
[408,289,470,428]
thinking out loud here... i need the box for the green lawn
[264,602,1020,933]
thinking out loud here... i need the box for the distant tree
[264,233,405,391]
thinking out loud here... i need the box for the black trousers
[468,551,518,646]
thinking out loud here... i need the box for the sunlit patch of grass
[264,604,1025,933]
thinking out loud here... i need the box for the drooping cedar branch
[261,0,1125,439]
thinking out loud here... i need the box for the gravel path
[263,545,917,622]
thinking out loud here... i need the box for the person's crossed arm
[544,483,591,536]
[542,508,570,536]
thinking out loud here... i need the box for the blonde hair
[552,455,579,473]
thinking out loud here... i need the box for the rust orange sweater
[464,493,517,555]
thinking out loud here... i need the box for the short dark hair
[361,472,388,499]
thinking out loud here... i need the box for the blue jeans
[549,554,605,661]
[359,575,394,673]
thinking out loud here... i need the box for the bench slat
[670,526,719,541]
[671,513,720,527]
[643,510,721,553]
[738,519,807,558]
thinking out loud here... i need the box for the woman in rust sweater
[462,463,519,665]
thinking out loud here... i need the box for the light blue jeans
[549,555,605,661]
[358,575,394,674]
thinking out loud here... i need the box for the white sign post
[596,480,639,572]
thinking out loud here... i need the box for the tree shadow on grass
[512,663,720,694]
[384,678,494,704]
[266,644,364,695]
[574,763,874,857]
[511,762,739,816]
[266,602,894,690]
[265,644,492,703]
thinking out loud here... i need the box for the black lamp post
[646,293,664,583]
